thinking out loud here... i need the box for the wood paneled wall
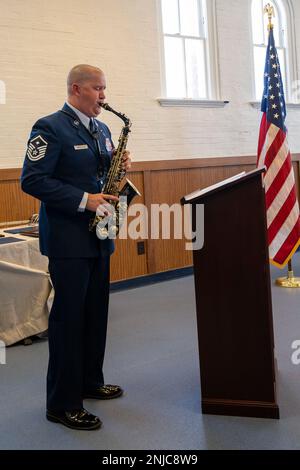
[0,169,40,225]
[1,156,300,281]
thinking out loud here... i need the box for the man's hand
[121,150,131,171]
[86,193,118,213]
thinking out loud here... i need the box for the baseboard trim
[110,266,193,292]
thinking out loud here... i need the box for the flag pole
[276,259,300,287]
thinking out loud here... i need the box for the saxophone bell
[119,178,141,205]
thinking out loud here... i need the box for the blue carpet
[0,253,300,449]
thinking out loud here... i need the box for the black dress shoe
[84,384,124,400]
[46,408,102,430]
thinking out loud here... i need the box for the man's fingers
[102,193,119,201]
[86,193,119,212]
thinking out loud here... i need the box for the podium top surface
[181,167,265,204]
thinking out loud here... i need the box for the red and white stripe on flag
[257,113,300,267]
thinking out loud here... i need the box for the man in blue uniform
[21,64,131,430]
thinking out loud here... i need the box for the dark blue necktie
[89,119,104,179]
[89,118,96,135]
[89,118,101,150]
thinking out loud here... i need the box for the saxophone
[89,103,141,239]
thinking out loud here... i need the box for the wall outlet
[137,241,145,255]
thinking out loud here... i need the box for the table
[0,226,51,346]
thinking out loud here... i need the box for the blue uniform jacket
[21,103,114,258]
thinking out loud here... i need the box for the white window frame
[157,0,227,108]
[250,0,299,106]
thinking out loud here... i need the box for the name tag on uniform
[74,144,88,150]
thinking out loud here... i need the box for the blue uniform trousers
[46,255,110,411]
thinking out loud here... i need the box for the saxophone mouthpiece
[100,103,111,111]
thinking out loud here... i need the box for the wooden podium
[182,168,279,419]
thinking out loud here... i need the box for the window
[251,0,295,102]
[160,0,214,100]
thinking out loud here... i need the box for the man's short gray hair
[67,64,103,95]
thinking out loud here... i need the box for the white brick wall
[0,0,300,168]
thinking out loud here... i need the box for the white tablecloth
[0,228,51,346]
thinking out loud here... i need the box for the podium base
[202,398,280,419]
[276,271,300,288]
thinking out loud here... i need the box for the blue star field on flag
[261,28,287,132]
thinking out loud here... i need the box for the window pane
[179,0,200,37]
[251,0,264,44]
[277,48,287,97]
[164,37,186,97]
[185,39,207,98]
[277,0,287,47]
[161,0,179,34]
[198,0,206,37]
[254,45,267,101]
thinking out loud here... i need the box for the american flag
[257,27,300,267]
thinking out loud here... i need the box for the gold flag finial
[264,3,275,30]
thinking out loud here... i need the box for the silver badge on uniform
[105,138,113,152]
[27,135,48,161]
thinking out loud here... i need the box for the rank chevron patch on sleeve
[26,135,48,161]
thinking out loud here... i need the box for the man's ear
[72,83,81,96]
